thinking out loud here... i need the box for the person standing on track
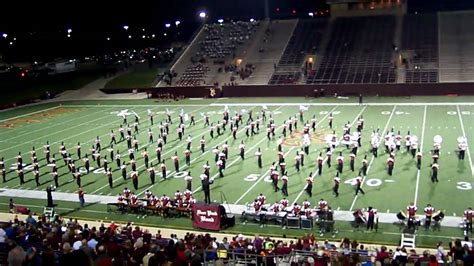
[78,187,85,208]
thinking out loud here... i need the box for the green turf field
[0,97,473,245]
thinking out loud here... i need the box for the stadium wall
[220,83,474,97]
[103,83,474,98]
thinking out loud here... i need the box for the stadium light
[142,35,146,39]
[123,25,129,30]
[151,34,155,38]
[308,12,314,17]
[250,18,255,23]
[67,28,72,34]
[106,37,111,41]
[175,20,181,26]
[9,41,13,45]
[2,33,7,38]
[164,33,167,36]
[128,35,132,39]
[165,23,171,28]
[199,11,207,18]
[67,34,71,38]
[217,18,224,24]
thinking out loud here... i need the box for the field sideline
[0,98,473,232]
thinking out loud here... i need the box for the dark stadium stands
[196,21,258,60]
[269,19,328,85]
[307,16,396,84]
[175,64,210,86]
[402,14,439,83]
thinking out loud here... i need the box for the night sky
[1,0,474,62]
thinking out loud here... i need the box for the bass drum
[397,212,406,220]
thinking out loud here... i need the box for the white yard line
[234,147,296,205]
[292,106,367,206]
[349,105,397,211]
[456,105,474,177]
[0,106,60,123]
[413,105,427,205]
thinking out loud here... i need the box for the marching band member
[326,148,332,167]
[387,155,395,176]
[404,131,411,153]
[366,207,377,231]
[292,202,301,216]
[257,193,266,205]
[148,166,156,184]
[271,168,279,192]
[424,204,435,230]
[131,171,139,190]
[253,199,262,212]
[464,207,473,234]
[172,152,179,172]
[349,153,356,172]
[255,148,263,168]
[160,160,167,180]
[185,172,193,191]
[337,152,344,174]
[281,172,289,197]
[271,201,280,213]
[431,160,439,183]
[416,149,422,170]
[145,190,153,201]
[295,151,301,172]
[406,202,417,219]
[355,172,365,195]
[305,173,313,197]
[106,168,113,188]
[280,198,289,209]
[333,172,340,197]
[123,187,131,199]
[458,138,467,161]
[318,198,328,210]
[200,136,206,153]
[239,141,245,160]
[317,152,324,176]
[303,199,311,210]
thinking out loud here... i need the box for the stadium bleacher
[269,19,328,85]
[439,11,474,83]
[401,14,439,83]
[306,16,396,84]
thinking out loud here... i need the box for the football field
[0,98,473,235]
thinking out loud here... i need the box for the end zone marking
[0,106,61,123]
